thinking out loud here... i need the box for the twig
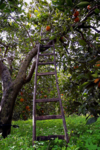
[82,25,100,33]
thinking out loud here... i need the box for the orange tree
[0,0,100,138]
[51,0,100,124]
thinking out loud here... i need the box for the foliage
[1,116,100,149]
[50,0,100,123]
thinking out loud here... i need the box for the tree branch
[72,5,100,31]
[81,5,100,22]
[75,29,94,48]
[81,25,100,33]
[0,60,12,92]
[15,46,38,83]
[24,61,36,83]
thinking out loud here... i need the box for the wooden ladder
[32,42,69,145]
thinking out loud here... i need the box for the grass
[0,115,100,150]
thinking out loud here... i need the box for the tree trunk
[0,76,24,138]
[0,46,38,138]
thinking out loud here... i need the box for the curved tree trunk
[0,60,24,138]
[0,45,38,138]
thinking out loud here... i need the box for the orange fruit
[94,78,100,83]
[73,11,79,17]
[96,61,100,63]
[61,94,63,96]
[74,66,78,69]
[29,14,31,17]
[46,26,51,31]
[26,106,29,110]
[42,110,44,113]
[60,37,63,40]
[95,64,100,67]
[74,17,79,22]
[87,5,91,10]
[20,92,23,95]
[44,95,47,98]
[98,82,100,88]
[20,98,24,102]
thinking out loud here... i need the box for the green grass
[0,115,100,150]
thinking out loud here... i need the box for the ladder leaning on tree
[32,40,69,145]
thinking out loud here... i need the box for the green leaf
[50,35,55,40]
[80,81,90,89]
[0,3,6,9]
[95,8,100,14]
[79,39,86,46]
[96,37,100,42]
[86,117,97,125]
[92,73,98,78]
[66,0,73,7]
[59,0,65,5]
[77,1,89,8]
[3,8,10,13]
[52,1,60,5]
[24,2,28,6]
[56,6,64,11]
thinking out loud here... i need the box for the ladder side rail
[32,44,40,145]
[52,41,69,143]
[37,135,64,141]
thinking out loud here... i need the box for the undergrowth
[0,115,100,150]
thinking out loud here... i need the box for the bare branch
[76,29,94,48]
[0,41,14,57]
[82,25,100,33]
[0,41,7,47]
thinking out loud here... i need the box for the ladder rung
[36,115,62,120]
[36,135,65,141]
[39,53,55,56]
[38,62,54,65]
[41,45,53,47]
[36,98,59,103]
[37,72,55,76]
